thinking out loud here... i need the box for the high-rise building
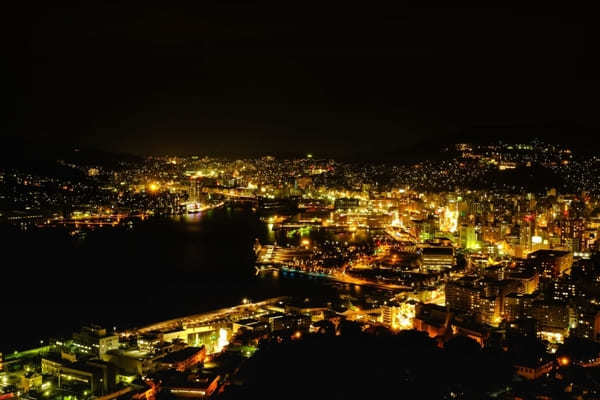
[459,224,479,249]
[445,276,481,315]
[528,301,571,340]
[571,302,600,341]
[505,271,539,294]
[527,249,572,279]
[503,293,536,321]
[550,278,579,302]
[439,204,458,233]
[560,218,586,252]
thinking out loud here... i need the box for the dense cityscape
[10,2,600,399]
[1,140,600,399]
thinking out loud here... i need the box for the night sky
[10,4,600,156]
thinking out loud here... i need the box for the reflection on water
[3,207,386,351]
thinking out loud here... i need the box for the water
[1,207,345,352]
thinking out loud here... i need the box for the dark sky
[10,4,600,156]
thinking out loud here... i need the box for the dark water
[1,207,343,352]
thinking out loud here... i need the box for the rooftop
[528,249,571,258]
[159,346,205,364]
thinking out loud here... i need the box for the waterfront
[1,207,373,352]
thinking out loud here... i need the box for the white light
[215,328,229,353]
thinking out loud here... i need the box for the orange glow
[292,331,302,340]
[559,356,570,366]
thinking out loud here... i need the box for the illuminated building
[152,325,231,354]
[334,197,359,210]
[514,358,554,380]
[478,295,502,326]
[520,218,535,253]
[439,205,458,233]
[189,177,202,203]
[266,313,311,332]
[19,372,42,393]
[381,304,397,327]
[295,176,313,190]
[445,276,481,315]
[570,303,600,341]
[483,265,504,280]
[382,301,416,330]
[161,373,221,398]
[450,317,492,346]
[215,328,229,352]
[560,218,586,252]
[505,271,539,294]
[531,234,545,252]
[503,293,536,321]
[550,278,579,302]
[137,335,162,352]
[468,199,485,217]
[157,346,206,372]
[412,217,437,241]
[506,317,537,338]
[420,246,455,270]
[101,349,156,376]
[413,303,451,338]
[528,301,571,341]
[498,161,517,170]
[482,225,502,243]
[188,329,221,353]
[527,249,572,279]
[72,326,119,356]
[42,354,116,394]
[459,224,479,250]
[232,318,270,334]
[445,277,511,325]
[285,300,329,322]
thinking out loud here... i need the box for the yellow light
[301,239,310,247]
[559,356,570,366]
[148,183,160,192]
[215,328,229,352]
[293,331,302,339]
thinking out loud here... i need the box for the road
[332,268,411,291]
[131,297,288,334]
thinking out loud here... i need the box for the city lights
[10,5,600,398]
[3,140,600,399]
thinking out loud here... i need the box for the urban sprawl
[3,140,600,398]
